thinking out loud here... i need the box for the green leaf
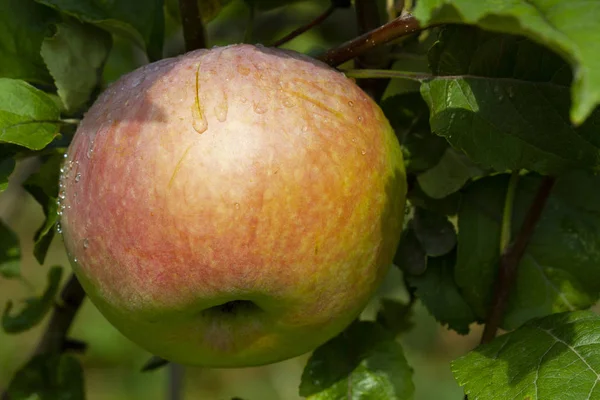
[0,0,57,84]
[24,151,64,265]
[415,0,600,125]
[406,252,476,334]
[381,93,448,174]
[421,25,600,175]
[417,147,484,199]
[407,183,460,216]
[0,156,15,193]
[376,299,414,336]
[165,0,233,23]
[36,0,164,61]
[7,353,85,400]
[456,172,600,329]
[412,207,456,257]
[0,218,21,279]
[394,224,427,276]
[0,79,61,150]
[41,18,112,112]
[452,311,600,400]
[300,321,414,399]
[245,0,305,11]
[2,266,62,333]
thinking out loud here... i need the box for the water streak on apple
[59,44,407,367]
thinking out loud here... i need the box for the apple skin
[59,44,406,367]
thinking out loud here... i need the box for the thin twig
[480,176,556,345]
[271,5,336,47]
[1,274,86,399]
[179,0,207,51]
[318,13,427,67]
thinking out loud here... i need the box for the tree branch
[480,176,556,345]
[318,13,427,67]
[179,0,207,51]
[271,4,336,47]
[1,274,86,399]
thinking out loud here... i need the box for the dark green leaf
[406,252,476,334]
[381,93,448,174]
[300,321,414,399]
[412,207,456,256]
[41,18,112,112]
[0,218,21,279]
[0,157,15,193]
[0,0,57,84]
[421,26,600,175]
[452,311,600,400]
[7,353,85,400]
[0,79,61,150]
[166,0,233,23]
[3,266,62,333]
[394,225,427,276]
[416,147,484,199]
[36,0,164,61]
[245,0,305,11]
[407,183,460,216]
[456,172,600,329]
[376,299,414,335]
[24,150,64,264]
[415,0,600,125]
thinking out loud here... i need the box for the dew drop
[56,223,62,234]
[253,102,268,114]
[83,238,89,249]
[302,126,308,132]
[131,74,145,88]
[214,103,228,122]
[234,203,240,209]
[361,150,366,155]
[73,257,78,263]
[191,104,208,134]
[348,101,354,107]
[75,173,81,183]
[63,153,68,159]
[357,115,364,122]
[240,96,248,103]
[283,98,295,108]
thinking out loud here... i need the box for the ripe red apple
[59,44,406,367]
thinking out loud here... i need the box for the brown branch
[480,176,557,345]
[179,0,207,51]
[318,13,427,67]
[271,5,336,47]
[1,274,86,399]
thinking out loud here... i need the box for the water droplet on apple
[191,104,208,134]
[75,173,81,183]
[240,96,247,103]
[63,153,68,159]
[253,103,268,114]
[361,150,366,155]
[83,238,89,249]
[234,203,240,209]
[214,103,228,122]
[302,126,308,132]
[357,115,363,122]
[131,75,145,88]
[73,257,78,263]
[56,223,62,234]
[348,101,354,107]
[283,98,295,108]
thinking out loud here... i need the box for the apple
[58,44,406,367]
